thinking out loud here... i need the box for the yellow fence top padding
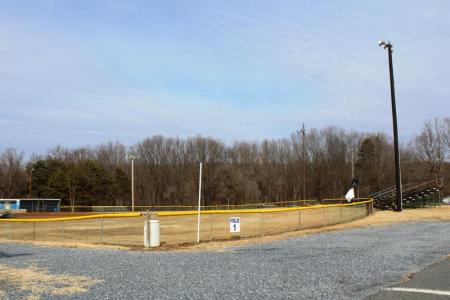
[157,199,373,216]
[0,212,142,223]
[0,199,372,220]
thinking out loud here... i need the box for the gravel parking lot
[1,221,449,299]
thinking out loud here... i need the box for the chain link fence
[157,200,372,245]
[0,200,373,247]
[0,214,145,246]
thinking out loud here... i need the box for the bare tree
[94,141,127,171]
[6,118,448,206]
[412,118,447,179]
[0,148,26,198]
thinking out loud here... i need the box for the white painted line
[384,287,450,296]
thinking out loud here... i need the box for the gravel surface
[1,221,449,299]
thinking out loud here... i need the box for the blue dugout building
[0,199,61,212]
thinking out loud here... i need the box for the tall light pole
[379,40,402,212]
[297,123,306,200]
[126,154,137,212]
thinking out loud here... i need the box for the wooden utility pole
[28,168,34,198]
[297,123,307,200]
[351,147,355,179]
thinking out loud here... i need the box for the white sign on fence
[229,217,240,233]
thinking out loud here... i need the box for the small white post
[196,162,203,243]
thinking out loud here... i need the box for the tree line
[0,117,448,207]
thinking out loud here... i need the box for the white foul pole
[126,154,137,212]
[196,162,203,243]
[131,158,135,212]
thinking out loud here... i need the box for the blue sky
[1,0,449,154]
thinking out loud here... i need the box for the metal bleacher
[370,178,443,210]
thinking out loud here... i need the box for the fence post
[260,213,264,237]
[210,214,213,242]
[61,220,65,240]
[99,217,104,243]
[33,222,36,240]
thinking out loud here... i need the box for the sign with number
[229,217,240,233]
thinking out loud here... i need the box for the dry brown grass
[0,263,102,299]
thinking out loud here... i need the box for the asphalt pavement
[0,221,449,299]
[367,258,450,299]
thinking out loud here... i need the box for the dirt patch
[0,263,102,299]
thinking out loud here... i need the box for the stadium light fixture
[378,40,402,212]
[126,154,138,212]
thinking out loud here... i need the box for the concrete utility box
[144,219,160,248]
[150,220,160,247]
